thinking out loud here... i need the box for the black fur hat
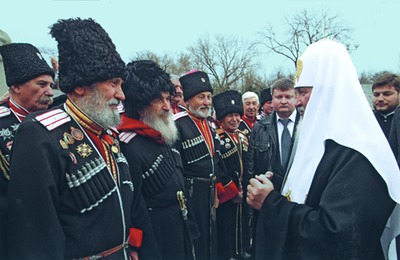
[50,18,126,93]
[122,60,175,119]
[0,43,54,87]
[260,88,272,106]
[213,90,243,120]
[179,70,213,101]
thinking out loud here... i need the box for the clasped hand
[246,172,274,210]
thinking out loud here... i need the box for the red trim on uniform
[216,182,225,196]
[9,97,29,121]
[241,115,257,130]
[171,104,181,114]
[117,114,164,144]
[218,181,239,204]
[188,111,214,157]
[128,228,143,248]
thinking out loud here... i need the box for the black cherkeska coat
[7,105,153,259]
[119,130,198,260]
[173,111,224,260]
[0,101,20,259]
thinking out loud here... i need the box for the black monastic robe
[255,140,395,260]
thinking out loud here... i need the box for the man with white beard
[118,60,198,260]
[173,70,225,260]
[7,18,152,259]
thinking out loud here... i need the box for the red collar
[118,114,164,144]
[9,98,29,122]
[242,115,257,129]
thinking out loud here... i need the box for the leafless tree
[130,51,193,76]
[259,9,356,69]
[188,34,259,93]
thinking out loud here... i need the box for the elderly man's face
[12,74,54,112]
[186,91,212,118]
[141,91,178,145]
[295,87,313,116]
[145,91,171,121]
[243,97,259,119]
[75,77,124,128]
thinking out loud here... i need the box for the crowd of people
[0,18,400,260]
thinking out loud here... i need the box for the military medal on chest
[111,145,119,154]
[105,129,119,154]
[224,137,231,149]
[76,143,93,158]
[0,127,14,140]
[63,132,75,145]
[71,127,84,141]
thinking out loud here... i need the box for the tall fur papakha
[122,60,175,119]
[49,18,126,93]
[213,90,243,120]
[179,70,213,101]
[0,43,55,87]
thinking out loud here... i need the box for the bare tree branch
[258,8,355,69]
[188,34,259,92]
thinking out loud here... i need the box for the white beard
[141,109,179,145]
[188,105,211,119]
[75,87,121,128]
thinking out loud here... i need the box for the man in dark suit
[247,78,300,191]
[246,78,300,258]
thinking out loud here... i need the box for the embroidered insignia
[243,129,249,135]
[225,138,230,143]
[220,140,225,145]
[76,143,93,158]
[63,132,75,145]
[69,152,77,164]
[225,143,231,149]
[6,141,12,151]
[0,128,13,140]
[71,127,84,141]
[59,140,68,149]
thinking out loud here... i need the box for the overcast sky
[2,0,399,76]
